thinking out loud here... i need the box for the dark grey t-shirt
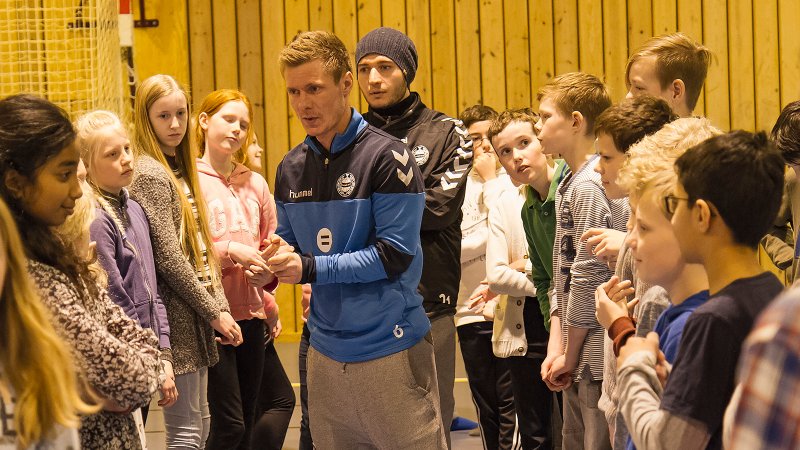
[660,272,783,449]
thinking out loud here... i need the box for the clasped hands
[227,235,300,285]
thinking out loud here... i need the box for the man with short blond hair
[271,31,446,449]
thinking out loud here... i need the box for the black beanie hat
[356,27,418,86]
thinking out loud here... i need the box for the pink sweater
[197,159,278,321]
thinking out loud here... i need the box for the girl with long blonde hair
[75,110,178,424]
[129,74,242,448]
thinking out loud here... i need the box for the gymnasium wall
[132,0,799,339]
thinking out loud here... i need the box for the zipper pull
[324,157,329,165]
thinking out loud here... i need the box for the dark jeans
[252,336,295,450]
[507,356,556,450]
[298,322,313,450]
[457,321,517,450]
[206,319,265,450]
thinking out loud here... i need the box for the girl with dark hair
[0,94,161,450]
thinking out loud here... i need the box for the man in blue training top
[267,31,446,449]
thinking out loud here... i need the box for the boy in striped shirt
[536,72,624,449]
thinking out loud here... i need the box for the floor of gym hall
[144,340,484,449]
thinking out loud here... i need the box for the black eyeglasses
[664,195,689,216]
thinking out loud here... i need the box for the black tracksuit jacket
[364,93,473,320]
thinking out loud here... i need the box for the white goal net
[0,0,128,121]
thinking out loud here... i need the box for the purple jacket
[90,189,171,360]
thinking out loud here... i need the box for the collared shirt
[520,160,568,331]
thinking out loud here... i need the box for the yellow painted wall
[131,1,191,88]
[132,0,799,339]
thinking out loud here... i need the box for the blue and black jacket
[274,109,430,362]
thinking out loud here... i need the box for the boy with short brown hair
[536,72,621,449]
[488,108,566,448]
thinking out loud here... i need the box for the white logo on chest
[317,228,332,253]
[336,172,356,198]
[412,145,430,166]
[290,188,313,199]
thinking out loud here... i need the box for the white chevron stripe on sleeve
[392,149,410,166]
[441,177,458,190]
[397,167,414,186]
[453,158,469,172]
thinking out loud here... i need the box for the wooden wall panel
[455,0,481,112]
[133,0,191,88]
[357,1,382,38]
[187,0,214,104]
[478,0,505,109]
[702,0,730,130]
[383,1,407,31]
[406,0,433,106]
[529,0,555,108]
[284,0,310,148]
[602,0,628,100]
[677,0,704,114]
[309,0,334,31]
[553,0,579,75]
[779,0,800,107]
[237,0,265,148]
[211,1,238,92]
[130,0,800,339]
[504,0,531,109]
[332,0,361,115]
[259,0,298,333]
[753,0,780,131]
[356,0,382,112]
[577,0,604,79]
[261,0,288,186]
[431,0,458,115]
[727,0,754,131]
[652,0,678,35]
[627,0,652,53]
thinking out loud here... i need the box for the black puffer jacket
[364,93,473,319]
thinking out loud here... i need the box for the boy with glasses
[616,131,784,450]
[597,116,720,450]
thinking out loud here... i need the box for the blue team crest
[336,172,356,198]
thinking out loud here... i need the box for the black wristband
[299,253,316,284]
